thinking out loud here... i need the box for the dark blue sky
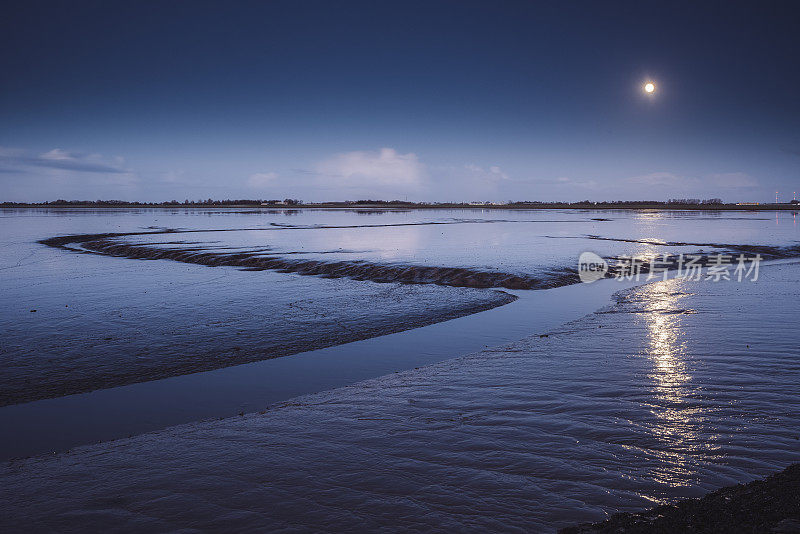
[2,1,798,202]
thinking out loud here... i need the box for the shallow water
[1,207,799,458]
[42,208,800,289]
[1,261,798,532]
[0,279,639,459]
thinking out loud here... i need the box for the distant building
[736,202,760,206]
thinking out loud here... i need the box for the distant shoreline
[3,202,800,211]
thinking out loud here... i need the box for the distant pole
[776,191,779,203]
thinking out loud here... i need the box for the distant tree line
[343,200,412,205]
[667,198,723,205]
[0,198,303,206]
[504,198,724,206]
[2,198,737,207]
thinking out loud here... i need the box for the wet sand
[42,228,583,290]
[1,275,513,407]
[43,228,800,290]
[0,278,636,460]
[2,262,798,532]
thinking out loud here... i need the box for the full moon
[644,82,655,93]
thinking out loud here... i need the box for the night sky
[1,1,798,202]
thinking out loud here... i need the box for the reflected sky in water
[0,208,799,530]
[2,260,799,531]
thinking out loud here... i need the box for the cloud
[611,170,761,201]
[706,172,758,188]
[247,172,278,188]
[424,164,515,202]
[162,170,186,183]
[316,148,425,189]
[0,146,139,201]
[0,146,131,174]
[523,175,598,188]
[627,171,757,189]
[626,172,692,187]
[555,176,598,188]
[462,164,509,182]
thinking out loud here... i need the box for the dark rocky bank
[560,464,800,534]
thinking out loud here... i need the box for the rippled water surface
[1,259,799,532]
[1,207,799,530]
[40,208,800,288]
[1,208,798,402]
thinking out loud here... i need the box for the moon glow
[644,82,655,93]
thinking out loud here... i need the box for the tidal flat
[1,208,799,531]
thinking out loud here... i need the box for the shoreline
[1,280,516,408]
[560,463,800,533]
[42,229,575,290]
[4,203,800,211]
[0,278,638,460]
